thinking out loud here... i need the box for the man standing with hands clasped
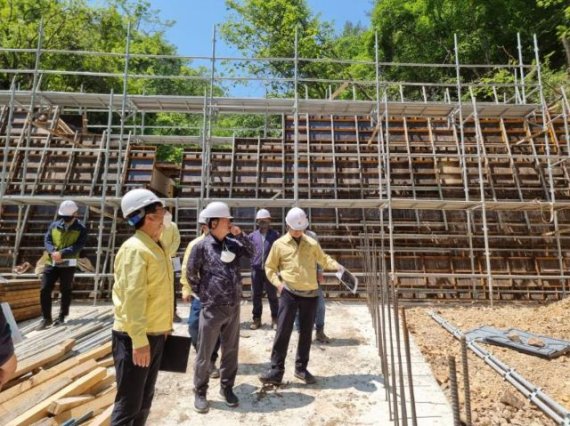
[259,207,344,386]
[187,201,254,413]
[111,188,173,425]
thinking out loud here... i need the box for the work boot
[250,318,262,330]
[259,370,283,386]
[315,329,331,343]
[38,319,52,330]
[173,312,182,323]
[194,392,209,413]
[271,317,278,331]
[219,386,239,407]
[209,361,220,379]
[294,369,317,384]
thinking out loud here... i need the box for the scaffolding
[0,27,569,304]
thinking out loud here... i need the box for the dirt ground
[147,301,395,426]
[406,297,570,426]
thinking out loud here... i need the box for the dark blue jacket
[248,228,280,269]
[187,233,254,307]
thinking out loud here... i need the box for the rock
[500,390,525,410]
[434,369,449,385]
[507,332,522,343]
[527,337,545,348]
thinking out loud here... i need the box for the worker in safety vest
[39,200,88,329]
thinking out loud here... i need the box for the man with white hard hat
[181,209,220,378]
[248,208,280,330]
[39,200,88,329]
[259,207,343,386]
[187,201,254,413]
[111,188,173,425]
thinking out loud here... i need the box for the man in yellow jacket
[112,188,173,425]
[259,207,343,386]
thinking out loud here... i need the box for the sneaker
[271,318,278,330]
[250,318,262,330]
[53,317,65,326]
[173,313,182,323]
[209,362,220,379]
[259,370,283,386]
[294,369,317,384]
[219,387,239,407]
[315,329,331,343]
[194,393,209,413]
[38,319,52,330]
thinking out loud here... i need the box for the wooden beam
[0,359,97,423]
[57,385,116,422]
[13,339,76,379]
[6,366,107,426]
[48,395,96,415]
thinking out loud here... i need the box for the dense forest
[0,0,568,161]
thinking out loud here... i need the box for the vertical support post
[469,87,494,305]
[517,33,527,104]
[206,25,217,200]
[460,336,472,426]
[0,79,16,200]
[117,22,131,197]
[93,91,115,305]
[293,27,300,206]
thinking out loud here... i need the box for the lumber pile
[1,308,116,426]
[0,278,41,321]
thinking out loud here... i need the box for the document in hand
[335,269,359,294]
[160,335,192,373]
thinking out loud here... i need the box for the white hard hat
[286,207,309,231]
[58,200,78,216]
[202,201,232,219]
[198,209,208,225]
[121,188,164,219]
[256,209,271,220]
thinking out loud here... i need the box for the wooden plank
[87,372,115,395]
[13,338,76,379]
[6,366,107,426]
[76,341,112,363]
[48,395,96,415]
[96,356,114,368]
[0,359,98,423]
[0,353,85,404]
[54,388,115,425]
[29,418,58,426]
[89,402,114,426]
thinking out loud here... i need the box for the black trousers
[40,265,75,321]
[111,331,166,426]
[270,288,318,378]
[251,267,278,320]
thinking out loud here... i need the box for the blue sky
[146,0,372,56]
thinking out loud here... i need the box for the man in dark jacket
[39,200,88,329]
[187,201,254,413]
[248,208,280,330]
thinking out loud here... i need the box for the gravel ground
[406,297,570,426]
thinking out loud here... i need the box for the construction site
[1,24,570,426]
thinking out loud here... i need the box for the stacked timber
[0,278,41,321]
[1,308,116,426]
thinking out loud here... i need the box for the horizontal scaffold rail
[0,91,540,118]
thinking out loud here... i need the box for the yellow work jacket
[160,222,181,257]
[113,230,174,349]
[180,233,206,299]
[265,233,338,292]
